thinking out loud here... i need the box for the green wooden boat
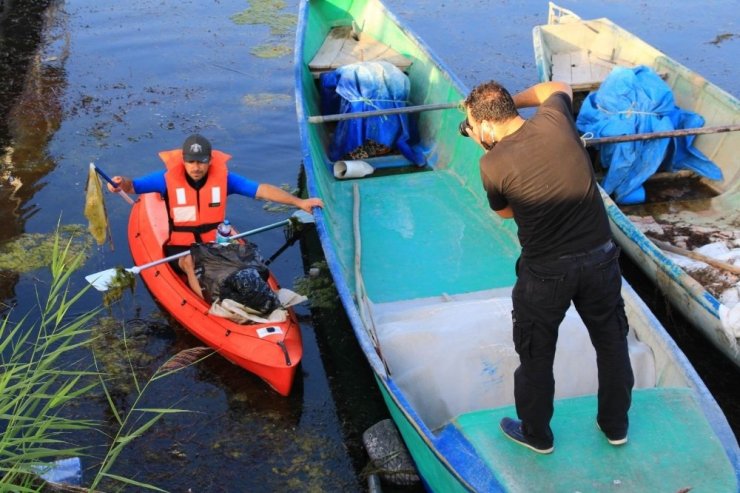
[533,3,740,368]
[295,0,740,490]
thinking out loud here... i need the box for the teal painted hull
[295,0,740,490]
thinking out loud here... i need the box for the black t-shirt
[480,92,611,260]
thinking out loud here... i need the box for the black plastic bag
[220,267,280,315]
[190,242,269,303]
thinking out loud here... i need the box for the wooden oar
[307,101,462,123]
[582,124,740,146]
[85,210,315,291]
[650,237,740,275]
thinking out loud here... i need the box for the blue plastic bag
[577,65,722,203]
[321,61,425,166]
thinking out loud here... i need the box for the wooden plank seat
[308,25,412,77]
[551,51,617,91]
[552,51,669,92]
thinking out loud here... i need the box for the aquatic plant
[100,267,136,307]
[88,345,212,492]
[0,233,99,490]
[250,43,292,59]
[0,229,211,492]
[242,92,292,108]
[0,224,91,273]
[293,261,339,310]
[230,0,298,36]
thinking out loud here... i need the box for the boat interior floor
[371,291,656,431]
[356,170,519,304]
[619,194,737,227]
[448,387,737,492]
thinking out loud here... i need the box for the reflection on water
[0,0,69,305]
[0,1,68,240]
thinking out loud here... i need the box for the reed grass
[0,230,212,492]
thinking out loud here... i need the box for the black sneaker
[597,422,628,446]
[499,417,554,454]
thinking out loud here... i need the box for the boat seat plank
[452,387,737,492]
[552,51,614,91]
[308,26,412,76]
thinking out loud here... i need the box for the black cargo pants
[511,240,635,448]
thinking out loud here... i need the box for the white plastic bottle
[216,219,232,244]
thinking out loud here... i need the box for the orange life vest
[159,149,231,246]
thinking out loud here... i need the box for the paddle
[85,210,315,291]
[581,124,740,146]
[90,162,134,205]
[307,101,462,123]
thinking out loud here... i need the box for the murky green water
[0,0,737,490]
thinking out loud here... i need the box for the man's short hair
[465,81,518,123]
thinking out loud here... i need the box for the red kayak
[128,192,302,395]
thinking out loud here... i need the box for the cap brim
[184,156,211,163]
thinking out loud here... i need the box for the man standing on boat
[461,81,634,454]
[107,133,323,297]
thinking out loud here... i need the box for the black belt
[558,240,614,259]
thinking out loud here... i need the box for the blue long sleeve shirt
[132,170,259,198]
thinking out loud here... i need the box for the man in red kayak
[460,81,634,454]
[107,133,323,297]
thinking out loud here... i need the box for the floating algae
[250,43,292,59]
[230,0,298,36]
[708,32,738,45]
[88,316,159,396]
[293,261,339,310]
[102,267,136,306]
[0,224,92,273]
[242,92,292,107]
[231,0,296,59]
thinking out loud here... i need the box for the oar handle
[91,163,135,205]
[307,101,461,124]
[582,124,740,146]
[128,218,293,274]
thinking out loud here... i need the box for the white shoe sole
[596,422,628,446]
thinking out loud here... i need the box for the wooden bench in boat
[450,387,737,492]
[308,25,412,77]
[551,50,667,92]
[551,51,616,91]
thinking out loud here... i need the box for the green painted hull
[295,0,740,490]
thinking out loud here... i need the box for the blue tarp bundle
[576,65,722,204]
[320,61,425,166]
